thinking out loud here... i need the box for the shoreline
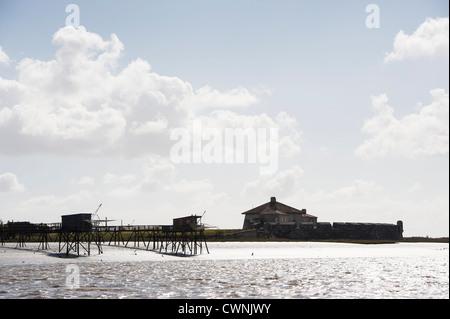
[1,236,448,245]
[205,238,449,244]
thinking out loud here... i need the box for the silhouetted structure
[242,197,403,240]
[242,197,317,230]
[58,213,102,256]
[61,213,92,232]
[1,221,51,249]
[1,213,209,257]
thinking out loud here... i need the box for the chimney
[270,197,276,208]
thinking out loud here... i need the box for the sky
[0,0,448,237]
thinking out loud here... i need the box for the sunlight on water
[0,242,448,299]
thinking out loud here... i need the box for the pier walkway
[0,220,209,257]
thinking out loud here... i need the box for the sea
[0,241,448,299]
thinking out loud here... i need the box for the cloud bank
[0,26,301,160]
[0,46,10,65]
[355,89,449,159]
[385,17,449,63]
[0,172,25,193]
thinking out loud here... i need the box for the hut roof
[241,197,317,218]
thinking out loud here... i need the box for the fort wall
[266,221,404,241]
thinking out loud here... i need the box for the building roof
[241,197,317,218]
[61,213,92,217]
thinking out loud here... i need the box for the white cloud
[20,191,97,219]
[141,156,177,191]
[0,105,13,125]
[0,172,25,193]
[385,17,449,63]
[129,117,168,135]
[0,46,10,65]
[197,110,301,159]
[168,179,213,193]
[71,176,95,185]
[0,26,267,158]
[327,180,381,198]
[182,85,260,111]
[408,181,423,192]
[242,165,304,198]
[104,156,216,198]
[102,173,136,185]
[288,182,448,236]
[355,89,449,159]
[287,179,381,206]
[140,156,217,195]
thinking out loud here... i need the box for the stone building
[241,197,403,240]
[242,197,317,231]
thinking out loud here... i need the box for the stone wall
[279,221,403,241]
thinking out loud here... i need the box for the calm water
[0,242,448,299]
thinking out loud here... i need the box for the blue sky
[0,0,448,236]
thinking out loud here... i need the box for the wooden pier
[0,215,209,257]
